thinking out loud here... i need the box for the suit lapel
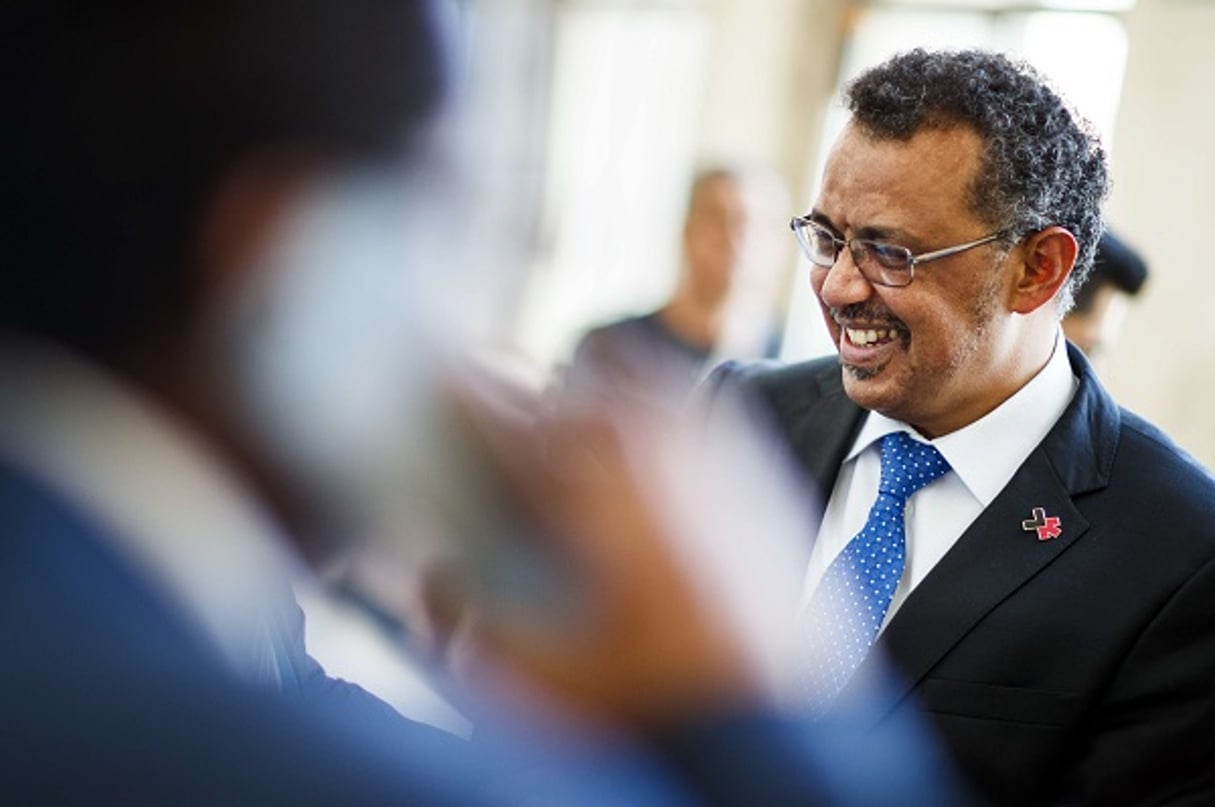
[762,360,866,502]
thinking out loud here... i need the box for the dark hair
[844,48,1109,311]
[1072,229,1150,313]
[1,1,448,362]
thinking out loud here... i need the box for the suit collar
[0,339,303,688]
[1037,342,1120,495]
[778,341,1114,499]
[779,358,867,503]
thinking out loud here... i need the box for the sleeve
[279,593,471,756]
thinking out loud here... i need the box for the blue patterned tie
[799,431,950,714]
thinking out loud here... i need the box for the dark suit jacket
[719,343,1215,805]
[0,461,494,805]
[1,459,972,805]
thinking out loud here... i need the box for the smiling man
[719,49,1215,804]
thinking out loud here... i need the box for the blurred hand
[446,379,772,732]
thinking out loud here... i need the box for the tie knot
[878,431,950,500]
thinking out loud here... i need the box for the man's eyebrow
[854,223,901,241]
[808,210,905,243]
[808,209,840,234]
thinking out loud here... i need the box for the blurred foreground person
[721,49,1215,804]
[0,3,966,804]
[1061,228,1149,369]
[566,166,788,412]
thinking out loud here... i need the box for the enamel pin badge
[1022,507,1062,541]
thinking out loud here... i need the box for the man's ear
[193,151,325,304]
[1010,226,1078,315]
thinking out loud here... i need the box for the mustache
[828,303,907,333]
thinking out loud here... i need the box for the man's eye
[867,242,910,268]
[810,230,838,252]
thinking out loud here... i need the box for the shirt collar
[0,337,302,685]
[846,330,1077,505]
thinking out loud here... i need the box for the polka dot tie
[798,431,950,715]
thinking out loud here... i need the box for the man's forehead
[815,122,985,226]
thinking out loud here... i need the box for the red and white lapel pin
[1021,507,1062,541]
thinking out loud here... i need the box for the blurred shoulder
[1116,407,1215,509]
[707,356,842,404]
[574,313,660,354]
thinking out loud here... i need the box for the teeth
[846,327,896,346]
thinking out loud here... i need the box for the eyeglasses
[789,216,1010,288]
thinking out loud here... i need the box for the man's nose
[814,247,873,308]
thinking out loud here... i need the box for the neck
[913,322,1061,439]
[658,293,726,351]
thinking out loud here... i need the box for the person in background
[0,3,968,804]
[565,166,788,411]
[1062,228,1149,368]
[717,48,1215,804]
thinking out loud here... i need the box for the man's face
[810,123,1023,438]
[683,176,751,306]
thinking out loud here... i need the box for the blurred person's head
[794,49,1107,437]
[4,0,447,363]
[681,169,750,308]
[2,0,453,555]
[1062,229,1148,364]
[678,166,788,312]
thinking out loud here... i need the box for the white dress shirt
[0,339,302,686]
[803,331,1077,628]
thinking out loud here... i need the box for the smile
[845,327,900,346]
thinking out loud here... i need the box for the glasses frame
[789,215,1010,288]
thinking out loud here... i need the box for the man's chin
[840,357,889,383]
[838,360,901,414]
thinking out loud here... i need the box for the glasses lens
[855,240,913,286]
[864,240,912,270]
[794,221,836,266]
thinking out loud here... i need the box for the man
[718,49,1215,804]
[567,166,786,411]
[1062,228,1150,367]
[0,3,967,803]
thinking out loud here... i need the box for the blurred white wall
[513,3,710,367]
[1102,0,1215,467]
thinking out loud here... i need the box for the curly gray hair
[844,48,1109,313]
